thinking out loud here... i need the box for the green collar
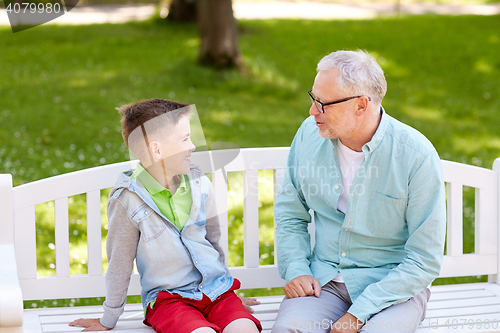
[131,163,187,196]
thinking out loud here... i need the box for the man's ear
[149,141,162,160]
[356,96,370,115]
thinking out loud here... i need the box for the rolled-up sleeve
[275,123,315,283]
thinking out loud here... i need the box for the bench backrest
[441,159,500,281]
[2,148,500,301]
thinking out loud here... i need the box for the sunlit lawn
[1,14,499,308]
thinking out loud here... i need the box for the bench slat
[427,303,500,319]
[0,174,14,244]
[273,168,285,264]
[244,170,260,269]
[230,266,284,289]
[439,254,497,277]
[13,161,138,210]
[442,160,498,191]
[430,282,492,292]
[239,148,290,171]
[15,206,37,280]
[55,198,70,278]
[427,296,500,310]
[86,190,103,276]
[446,182,463,256]
[430,289,494,301]
[255,295,285,304]
[476,187,498,255]
[212,170,229,266]
[41,322,149,333]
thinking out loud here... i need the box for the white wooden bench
[1,147,500,333]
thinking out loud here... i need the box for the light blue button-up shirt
[275,108,446,322]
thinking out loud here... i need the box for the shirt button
[342,252,346,257]
[344,229,348,231]
[195,261,198,264]
[199,285,203,289]
[335,185,340,190]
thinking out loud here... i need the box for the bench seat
[24,283,500,333]
[21,283,500,333]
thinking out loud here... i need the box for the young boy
[69,99,262,333]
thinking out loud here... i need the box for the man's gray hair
[317,50,387,104]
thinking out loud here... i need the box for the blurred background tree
[197,0,241,68]
[167,0,197,22]
[168,0,241,69]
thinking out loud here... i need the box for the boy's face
[155,115,196,176]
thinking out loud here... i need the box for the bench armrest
[0,244,23,329]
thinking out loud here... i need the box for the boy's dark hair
[117,98,189,147]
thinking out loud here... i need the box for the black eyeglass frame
[308,90,372,114]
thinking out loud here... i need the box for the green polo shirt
[130,163,192,231]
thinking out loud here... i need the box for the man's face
[309,69,358,140]
[159,115,196,175]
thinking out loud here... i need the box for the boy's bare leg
[192,328,217,333]
[223,318,259,333]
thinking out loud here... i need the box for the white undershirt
[337,140,365,214]
[333,140,365,283]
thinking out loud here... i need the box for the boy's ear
[149,141,162,160]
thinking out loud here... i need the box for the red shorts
[144,279,262,333]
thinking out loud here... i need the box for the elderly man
[271,50,446,333]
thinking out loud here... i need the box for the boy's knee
[223,318,259,333]
[191,328,217,333]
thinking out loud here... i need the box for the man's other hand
[330,313,364,333]
[283,275,321,298]
[69,318,111,331]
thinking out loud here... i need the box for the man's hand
[329,313,364,333]
[238,295,261,313]
[69,318,112,332]
[283,275,321,298]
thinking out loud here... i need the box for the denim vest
[108,167,233,309]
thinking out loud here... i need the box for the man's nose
[309,103,320,116]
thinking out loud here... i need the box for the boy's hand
[69,318,111,331]
[238,295,261,313]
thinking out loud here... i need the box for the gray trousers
[271,281,430,333]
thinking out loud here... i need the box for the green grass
[1,15,499,308]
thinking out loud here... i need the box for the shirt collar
[330,106,388,160]
[132,163,188,196]
[363,106,388,156]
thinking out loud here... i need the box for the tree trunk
[197,0,241,69]
[168,0,197,22]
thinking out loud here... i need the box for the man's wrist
[284,261,313,283]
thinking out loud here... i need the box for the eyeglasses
[308,90,371,114]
